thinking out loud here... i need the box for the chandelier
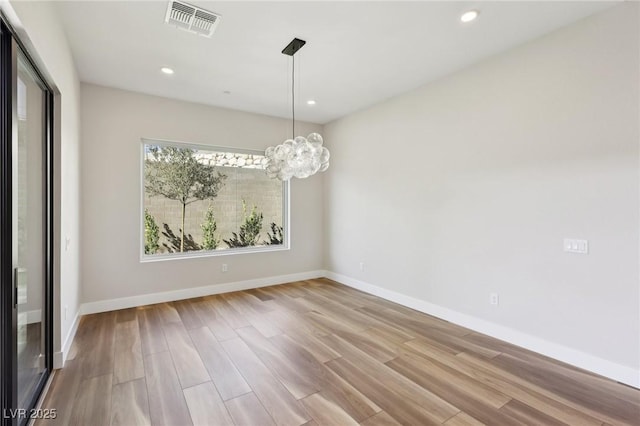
[265,38,330,180]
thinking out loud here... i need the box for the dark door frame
[0,16,54,426]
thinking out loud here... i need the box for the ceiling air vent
[165,0,221,37]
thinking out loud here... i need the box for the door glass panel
[16,51,46,410]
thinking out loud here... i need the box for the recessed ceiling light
[307,100,316,106]
[460,10,479,23]
[161,67,174,75]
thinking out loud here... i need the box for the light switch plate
[564,238,588,254]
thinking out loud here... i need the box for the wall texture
[324,3,639,379]
[7,1,82,364]
[80,84,323,304]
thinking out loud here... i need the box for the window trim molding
[139,138,290,262]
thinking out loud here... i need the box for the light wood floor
[37,279,639,425]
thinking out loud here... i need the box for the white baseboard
[25,309,41,325]
[324,270,640,389]
[79,270,325,315]
[54,311,80,369]
[52,352,63,371]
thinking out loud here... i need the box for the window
[141,139,288,260]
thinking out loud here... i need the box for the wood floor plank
[236,291,275,314]
[300,284,366,310]
[137,306,168,355]
[314,281,434,318]
[66,336,80,361]
[498,399,566,426]
[357,306,470,338]
[265,308,329,339]
[237,326,319,399]
[456,352,634,426]
[173,298,206,330]
[225,392,275,426]
[325,356,445,426]
[192,299,237,341]
[110,378,151,426]
[34,359,84,426]
[404,339,605,426]
[262,291,313,313]
[321,334,460,423]
[70,374,113,426]
[183,381,234,426]
[37,280,640,426]
[221,337,310,426]
[300,392,359,426]
[491,352,640,425]
[281,329,340,364]
[210,295,252,329]
[418,328,502,359]
[270,333,381,422]
[162,322,211,389]
[332,328,399,363]
[115,308,137,323]
[504,345,636,402]
[363,325,414,347]
[274,282,311,298]
[360,411,402,426]
[221,292,282,337]
[443,412,485,426]
[305,309,366,335]
[407,334,466,356]
[386,355,520,425]
[188,326,251,400]
[113,319,144,384]
[391,346,512,408]
[465,332,610,378]
[75,312,117,378]
[144,351,193,426]
[375,303,468,331]
[246,288,274,301]
[289,295,328,312]
[156,302,182,324]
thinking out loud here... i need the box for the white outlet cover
[490,293,499,305]
[564,238,588,254]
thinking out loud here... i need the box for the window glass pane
[16,53,47,411]
[143,141,286,257]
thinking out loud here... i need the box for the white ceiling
[55,1,616,124]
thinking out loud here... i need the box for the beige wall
[324,3,639,373]
[80,84,323,303]
[6,1,82,362]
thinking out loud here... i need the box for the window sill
[140,244,290,263]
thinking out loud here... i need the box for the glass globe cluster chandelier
[265,38,330,181]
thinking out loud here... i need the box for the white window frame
[140,138,290,262]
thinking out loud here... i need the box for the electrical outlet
[359,262,364,272]
[490,293,499,306]
[221,263,228,273]
[65,236,71,251]
[64,305,68,320]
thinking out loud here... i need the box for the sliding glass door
[1,18,53,426]
[15,46,49,418]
